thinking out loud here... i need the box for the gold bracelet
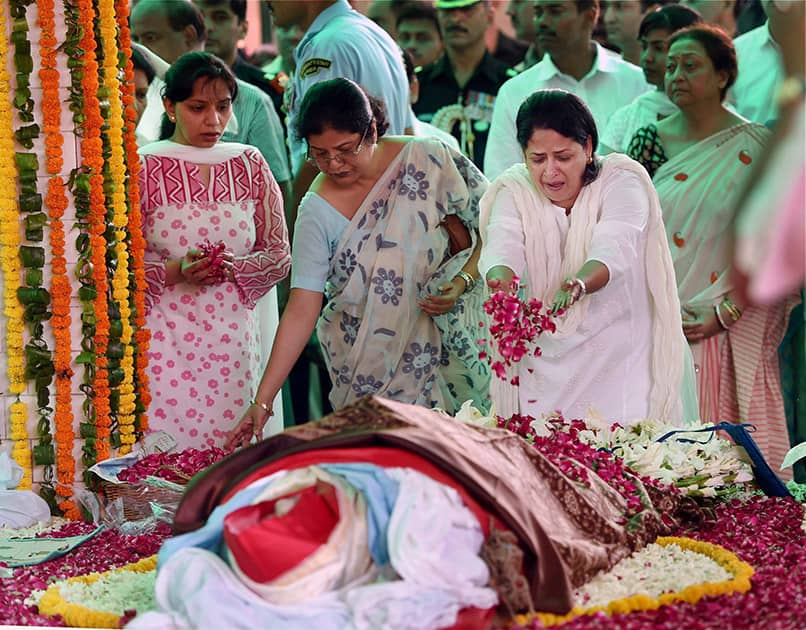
[721,298,742,323]
[251,398,273,417]
[455,270,475,293]
[714,303,729,330]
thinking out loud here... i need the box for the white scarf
[479,153,685,421]
[138,139,250,164]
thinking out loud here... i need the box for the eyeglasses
[306,125,370,169]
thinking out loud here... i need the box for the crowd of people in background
[128,0,804,482]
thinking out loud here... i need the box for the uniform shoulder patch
[300,58,332,79]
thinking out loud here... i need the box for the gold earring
[587,155,593,164]
[169,115,176,122]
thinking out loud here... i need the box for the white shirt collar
[534,42,624,81]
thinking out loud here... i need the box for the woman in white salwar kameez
[142,53,291,450]
[479,89,696,425]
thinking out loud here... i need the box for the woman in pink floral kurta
[138,53,290,450]
[140,141,290,449]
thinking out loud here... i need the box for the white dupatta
[138,139,251,164]
[479,154,686,421]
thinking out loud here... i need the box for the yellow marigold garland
[115,0,151,434]
[37,554,157,628]
[76,0,112,462]
[97,0,137,453]
[9,402,32,489]
[514,536,755,627]
[0,1,31,488]
[37,0,79,518]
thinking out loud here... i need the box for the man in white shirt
[732,2,787,128]
[484,0,649,179]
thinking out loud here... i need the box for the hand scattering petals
[480,276,556,383]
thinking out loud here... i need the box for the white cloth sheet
[134,465,497,630]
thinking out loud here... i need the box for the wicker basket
[99,466,190,521]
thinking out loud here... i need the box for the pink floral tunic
[139,142,291,449]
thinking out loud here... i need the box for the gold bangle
[714,303,729,330]
[251,398,273,417]
[721,298,742,323]
[455,270,475,293]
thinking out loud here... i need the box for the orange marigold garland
[76,0,112,463]
[63,0,97,481]
[0,0,31,488]
[115,0,151,434]
[37,0,79,518]
[97,0,137,453]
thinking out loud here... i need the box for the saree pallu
[654,123,798,476]
[318,139,490,413]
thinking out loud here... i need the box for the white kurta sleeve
[483,84,522,180]
[587,170,649,279]
[478,187,527,278]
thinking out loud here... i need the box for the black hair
[197,0,247,22]
[668,24,737,100]
[131,47,155,85]
[639,0,675,12]
[639,4,703,40]
[294,78,390,143]
[159,52,238,140]
[396,2,441,35]
[151,0,208,42]
[401,47,416,83]
[516,89,600,185]
[575,0,599,14]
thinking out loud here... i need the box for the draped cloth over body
[139,141,291,449]
[651,122,798,476]
[317,138,490,412]
[478,154,691,423]
[174,397,675,615]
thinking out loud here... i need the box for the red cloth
[223,482,340,584]
[224,446,501,536]
[447,606,496,629]
[224,446,499,630]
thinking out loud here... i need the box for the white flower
[561,418,755,496]
[529,416,552,437]
[52,569,156,616]
[453,400,497,428]
[574,542,731,609]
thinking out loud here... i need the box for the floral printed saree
[318,138,490,413]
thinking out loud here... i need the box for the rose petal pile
[498,413,679,527]
[508,494,806,628]
[0,520,169,627]
[116,447,226,484]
